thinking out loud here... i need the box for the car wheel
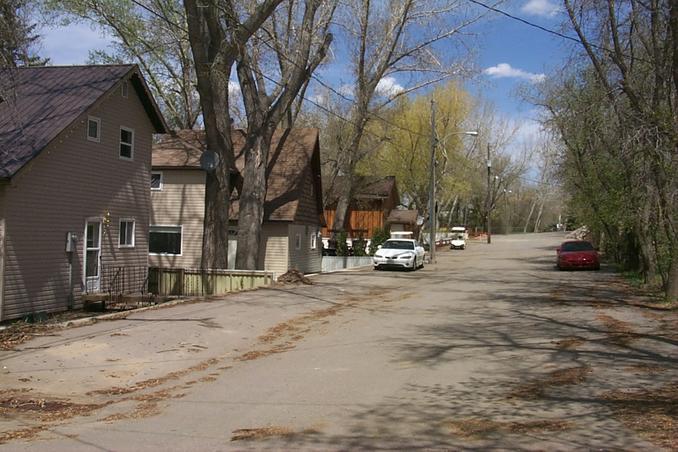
[461,245,465,250]
[594,264,600,271]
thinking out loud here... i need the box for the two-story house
[0,65,167,321]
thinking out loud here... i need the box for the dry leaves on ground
[596,314,638,345]
[508,366,592,400]
[446,418,573,439]
[602,381,678,450]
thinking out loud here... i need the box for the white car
[450,234,466,250]
[373,239,425,270]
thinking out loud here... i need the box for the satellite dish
[200,150,220,172]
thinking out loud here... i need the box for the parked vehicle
[449,226,467,250]
[373,238,425,270]
[556,240,600,270]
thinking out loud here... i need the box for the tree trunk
[524,199,536,233]
[332,178,353,236]
[236,134,271,270]
[667,256,678,302]
[533,200,545,233]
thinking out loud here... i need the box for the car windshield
[382,240,414,250]
[561,241,594,252]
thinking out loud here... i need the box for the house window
[151,172,163,190]
[149,225,182,255]
[295,233,302,250]
[87,116,101,142]
[119,219,135,248]
[310,233,317,249]
[120,127,134,160]
[121,81,129,98]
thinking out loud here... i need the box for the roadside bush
[369,227,390,255]
[353,237,367,256]
[336,231,349,256]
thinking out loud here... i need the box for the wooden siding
[288,224,322,274]
[148,169,205,269]
[0,77,154,320]
[322,207,386,239]
[295,166,323,226]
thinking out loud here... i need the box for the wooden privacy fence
[148,267,275,296]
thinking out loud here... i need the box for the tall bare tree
[329,0,481,236]
[184,0,284,269]
[0,0,48,68]
[235,0,335,270]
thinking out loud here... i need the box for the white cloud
[483,63,546,83]
[375,76,404,97]
[520,0,561,17]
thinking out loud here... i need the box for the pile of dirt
[277,269,313,285]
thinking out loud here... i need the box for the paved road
[1,233,676,450]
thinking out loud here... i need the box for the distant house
[386,209,420,236]
[0,65,167,321]
[150,128,325,276]
[322,176,400,240]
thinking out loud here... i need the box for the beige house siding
[148,169,205,269]
[258,223,289,276]
[0,78,154,320]
[287,224,322,274]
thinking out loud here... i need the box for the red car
[556,240,600,270]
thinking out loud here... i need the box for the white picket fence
[321,256,374,273]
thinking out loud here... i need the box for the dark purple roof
[0,65,167,179]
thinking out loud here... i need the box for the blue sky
[37,0,571,153]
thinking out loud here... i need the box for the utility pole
[486,143,492,244]
[429,99,437,263]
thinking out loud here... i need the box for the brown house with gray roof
[322,176,400,240]
[0,65,167,321]
[150,128,325,276]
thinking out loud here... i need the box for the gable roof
[324,175,399,206]
[0,65,167,179]
[386,209,418,225]
[152,128,324,224]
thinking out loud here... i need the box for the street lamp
[429,100,478,264]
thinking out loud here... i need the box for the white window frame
[295,232,302,250]
[149,225,183,256]
[118,218,135,248]
[87,116,101,142]
[151,171,163,191]
[310,232,317,249]
[119,126,135,160]
[121,81,129,98]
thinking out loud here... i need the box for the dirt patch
[446,418,573,439]
[624,364,669,374]
[86,357,220,397]
[0,322,61,350]
[596,314,638,345]
[602,381,678,450]
[0,395,104,423]
[509,366,592,400]
[277,270,313,285]
[230,426,318,441]
[553,336,586,349]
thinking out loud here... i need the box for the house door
[84,220,102,292]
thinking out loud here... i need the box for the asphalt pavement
[1,232,676,450]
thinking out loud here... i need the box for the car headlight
[399,253,415,259]
[374,253,383,258]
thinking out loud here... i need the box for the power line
[467,0,652,65]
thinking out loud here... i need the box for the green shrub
[369,227,391,255]
[336,231,349,256]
